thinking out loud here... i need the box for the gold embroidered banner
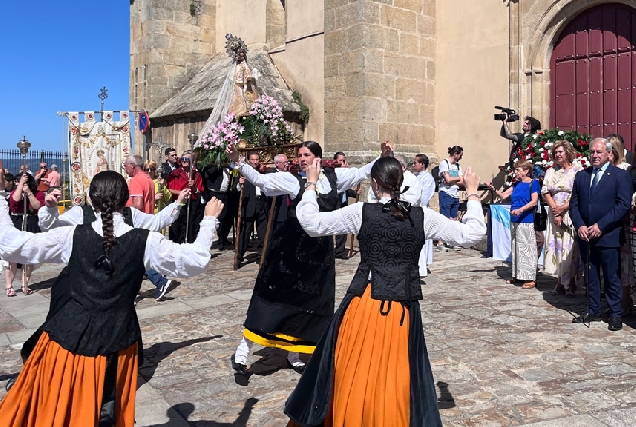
[67,111,132,205]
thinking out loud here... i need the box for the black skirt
[243,216,336,345]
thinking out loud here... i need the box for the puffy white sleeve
[423,200,486,246]
[0,198,74,264]
[238,162,300,198]
[334,157,378,193]
[131,203,182,231]
[296,190,363,236]
[143,216,218,277]
[38,205,84,230]
[401,172,422,206]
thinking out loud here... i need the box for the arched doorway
[551,3,636,150]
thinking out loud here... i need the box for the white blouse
[237,158,377,199]
[297,191,486,247]
[0,198,217,278]
[38,202,182,232]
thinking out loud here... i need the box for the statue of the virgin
[199,34,260,139]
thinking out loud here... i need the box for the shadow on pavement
[139,336,223,384]
[144,398,258,427]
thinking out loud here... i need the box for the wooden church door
[551,3,636,150]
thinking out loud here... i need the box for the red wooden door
[551,3,636,151]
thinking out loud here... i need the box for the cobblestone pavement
[2,244,636,426]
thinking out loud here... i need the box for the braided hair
[89,171,129,257]
[371,157,408,220]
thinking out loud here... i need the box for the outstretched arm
[144,198,223,276]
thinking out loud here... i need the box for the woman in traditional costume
[0,171,223,427]
[226,140,393,374]
[285,157,486,426]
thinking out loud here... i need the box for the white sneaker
[156,279,173,300]
[435,243,448,252]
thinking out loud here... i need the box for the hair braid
[100,201,117,256]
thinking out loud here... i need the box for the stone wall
[324,0,437,164]
[130,0,217,154]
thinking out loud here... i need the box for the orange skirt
[287,286,411,427]
[0,332,138,427]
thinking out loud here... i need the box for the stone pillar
[324,0,436,163]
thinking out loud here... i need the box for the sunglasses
[144,168,156,172]
[181,157,191,162]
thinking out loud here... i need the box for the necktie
[590,168,600,195]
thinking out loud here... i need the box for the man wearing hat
[47,164,61,187]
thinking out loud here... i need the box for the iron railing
[0,149,66,175]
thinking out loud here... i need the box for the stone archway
[512,0,636,135]
[550,3,636,148]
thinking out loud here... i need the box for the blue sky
[0,1,130,152]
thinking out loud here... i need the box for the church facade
[130,0,636,181]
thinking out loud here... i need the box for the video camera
[494,106,519,122]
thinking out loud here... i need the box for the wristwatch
[304,181,317,189]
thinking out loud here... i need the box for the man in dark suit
[237,152,267,264]
[570,138,632,331]
[161,147,179,180]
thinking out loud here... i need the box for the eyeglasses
[144,168,156,172]
[168,153,177,157]
[181,157,191,162]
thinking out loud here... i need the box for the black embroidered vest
[349,203,425,301]
[42,225,149,356]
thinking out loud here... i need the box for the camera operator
[500,115,541,159]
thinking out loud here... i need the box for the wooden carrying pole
[348,184,361,258]
[259,196,277,267]
[233,185,244,270]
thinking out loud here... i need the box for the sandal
[505,278,518,284]
[521,281,536,289]
[6,287,16,297]
[22,286,33,296]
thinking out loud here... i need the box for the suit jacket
[570,164,632,247]
[241,180,258,218]
[161,161,178,180]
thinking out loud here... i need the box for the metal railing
[0,149,66,175]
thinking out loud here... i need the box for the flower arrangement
[195,113,244,167]
[499,128,592,186]
[239,95,296,146]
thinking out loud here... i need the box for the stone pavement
[1,246,636,426]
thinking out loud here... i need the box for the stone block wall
[324,0,436,163]
[130,0,217,115]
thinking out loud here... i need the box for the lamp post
[17,136,31,231]
[184,132,198,243]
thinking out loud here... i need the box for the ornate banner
[68,111,132,205]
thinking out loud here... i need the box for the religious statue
[226,35,259,118]
[94,149,110,176]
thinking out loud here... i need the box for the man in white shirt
[367,153,421,206]
[414,154,435,276]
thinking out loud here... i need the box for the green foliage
[499,128,592,186]
[292,91,310,126]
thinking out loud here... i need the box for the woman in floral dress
[542,140,583,296]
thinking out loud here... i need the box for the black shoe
[608,317,622,331]
[335,253,349,260]
[5,377,16,392]
[217,242,225,251]
[572,313,602,324]
[286,359,306,374]
[231,355,247,373]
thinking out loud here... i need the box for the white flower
[532,134,538,139]
[558,130,565,135]
[513,158,518,163]
[538,148,544,152]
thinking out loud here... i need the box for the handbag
[530,180,547,231]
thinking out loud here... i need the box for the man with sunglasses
[161,148,179,180]
[166,151,205,243]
